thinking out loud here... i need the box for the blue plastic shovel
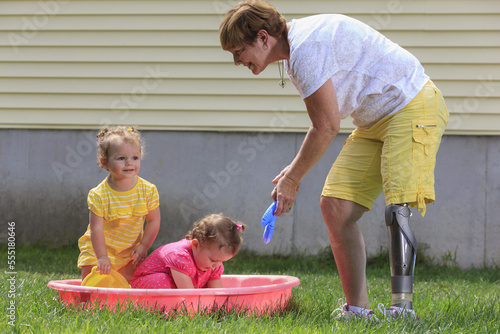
[261,201,277,244]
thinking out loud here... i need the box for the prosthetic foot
[385,204,417,310]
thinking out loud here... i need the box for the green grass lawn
[1,245,499,333]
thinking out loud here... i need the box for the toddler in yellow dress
[78,126,161,283]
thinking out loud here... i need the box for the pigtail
[127,126,139,134]
[234,223,246,232]
[96,127,110,141]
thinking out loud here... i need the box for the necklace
[278,59,285,88]
[278,31,288,89]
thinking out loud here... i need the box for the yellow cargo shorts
[322,80,449,216]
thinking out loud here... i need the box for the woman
[219,1,448,320]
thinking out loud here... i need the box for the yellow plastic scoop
[81,267,130,289]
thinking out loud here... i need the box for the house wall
[1,0,499,133]
[1,0,499,267]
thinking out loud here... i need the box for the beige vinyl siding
[0,0,499,134]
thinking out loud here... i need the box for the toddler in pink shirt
[131,213,245,289]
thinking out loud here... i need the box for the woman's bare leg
[320,196,370,309]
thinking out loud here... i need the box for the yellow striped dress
[77,176,160,270]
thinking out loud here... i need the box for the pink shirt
[131,239,223,289]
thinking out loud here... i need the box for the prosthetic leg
[385,204,417,310]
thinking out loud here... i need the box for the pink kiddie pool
[47,275,300,315]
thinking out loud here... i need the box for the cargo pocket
[412,119,438,166]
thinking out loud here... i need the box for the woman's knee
[320,196,366,227]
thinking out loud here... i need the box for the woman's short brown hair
[219,0,287,50]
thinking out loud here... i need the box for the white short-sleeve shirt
[286,14,429,128]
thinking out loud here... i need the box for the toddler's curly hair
[95,126,145,168]
[185,213,246,255]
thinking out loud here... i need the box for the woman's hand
[271,165,290,186]
[271,166,300,216]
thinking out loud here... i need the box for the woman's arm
[171,269,195,289]
[89,211,112,274]
[272,78,340,216]
[131,207,161,266]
